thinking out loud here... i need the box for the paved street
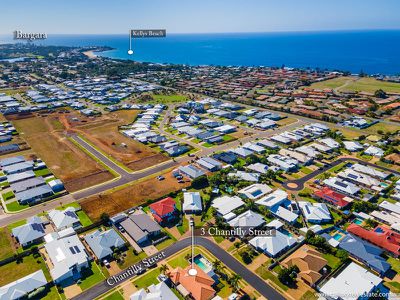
[73,237,285,300]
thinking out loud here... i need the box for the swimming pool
[333,233,343,241]
[353,218,363,225]
[194,257,207,271]
[251,189,263,198]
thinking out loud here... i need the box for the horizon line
[1,28,400,36]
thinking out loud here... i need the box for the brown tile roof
[281,245,327,285]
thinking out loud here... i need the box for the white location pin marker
[188,217,197,276]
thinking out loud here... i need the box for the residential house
[238,184,272,200]
[149,197,177,224]
[120,214,161,245]
[249,230,296,257]
[0,270,47,300]
[11,216,45,247]
[44,234,90,283]
[178,165,205,179]
[48,207,82,231]
[298,202,331,224]
[339,234,390,276]
[130,281,179,300]
[84,229,126,260]
[183,192,202,214]
[281,245,328,286]
[319,262,382,300]
[169,265,216,300]
[228,210,265,230]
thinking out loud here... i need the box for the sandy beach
[83,50,97,58]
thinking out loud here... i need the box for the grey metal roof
[10,177,46,193]
[84,229,125,260]
[12,221,45,245]
[339,234,390,274]
[0,270,47,300]
[0,156,25,167]
[15,184,53,203]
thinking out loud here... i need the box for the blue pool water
[194,257,207,271]
[353,218,363,225]
[333,233,343,241]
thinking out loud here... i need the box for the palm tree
[160,264,169,275]
[212,260,222,272]
[229,274,242,292]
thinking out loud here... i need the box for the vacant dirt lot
[80,171,190,220]
[64,110,169,170]
[9,111,114,192]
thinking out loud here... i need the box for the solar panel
[74,246,81,253]
[347,174,358,179]
[69,247,76,254]
[336,181,348,188]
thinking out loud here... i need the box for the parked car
[103,260,110,268]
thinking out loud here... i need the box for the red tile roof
[149,197,176,217]
[314,187,350,208]
[347,224,400,256]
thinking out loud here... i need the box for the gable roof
[339,234,390,274]
[298,201,331,223]
[249,230,296,257]
[183,192,202,212]
[228,210,265,228]
[347,224,400,256]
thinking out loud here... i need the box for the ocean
[1,30,399,75]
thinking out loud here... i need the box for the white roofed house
[279,148,313,165]
[47,207,82,231]
[230,147,254,158]
[323,177,360,196]
[242,142,266,154]
[228,171,260,182]
[319,262,382,300]
[249,230,296,257]
[318,138,340,149]
[343,141,363,152]
[351,163,390,180]
[130,281,179,300]
[44,234,90,283]
[364,145,384,157]
[182,192,203,214]
[228,210,266,230]
[337,168,381,191]
[246,162,269,174]
[212,195,245,221]
[298,201,331,224]
[238,184,272,200]
[256,189,288,209]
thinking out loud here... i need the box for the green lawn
[78,262,106,291]
[76,210,93,227]
[340,77,400,93]
[0,254,51,286]
[177,217,188,235]
[117,250,147,270]
[41,285,62,300]
[102,290,124,300]
[151,94,188,104]
[309,76,353,90]
[7,219,27,231]
[387,257,400,273]
[167,250,191,269]
[0,228,14,260]
[384,281,400,294]
[34,168,52,177]
[300,290,318,300]
[364,122,400,134]
[2,190,15,200]
[322,253,342,270]
[132,268,160,289]
[155,238,175,251]
[255,265,288,291]
[5,201,29,212]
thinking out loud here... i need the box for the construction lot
[8,111,114,192]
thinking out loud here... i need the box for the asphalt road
[73,237,285,300]
[283,156,400,191]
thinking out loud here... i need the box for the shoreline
[83,50,97,58]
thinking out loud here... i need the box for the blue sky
[1,0,400,34]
